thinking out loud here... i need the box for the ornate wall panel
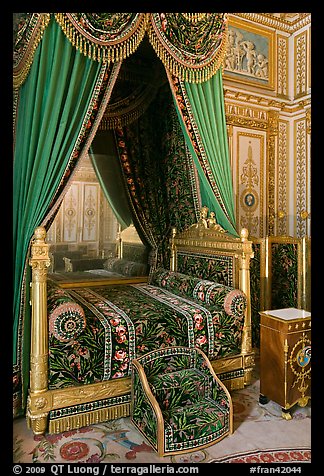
[62,183,79,243]
[275,119,289,236]
[293,116,309,238]
[277,34,289,98]
[294,30,307,98]
[82,184,99,242]
[232,129,267,238]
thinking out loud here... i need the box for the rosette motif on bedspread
[47,280,245,390]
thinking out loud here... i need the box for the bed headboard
[170,208,254,355]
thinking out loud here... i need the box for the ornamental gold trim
[147,15,228,83]
[54,13,149,63]
[13,13,51,89]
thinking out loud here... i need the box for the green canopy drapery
[167,70,238,236]
[13,17,120,416]
[13,12,236,417]
[114,85,199,268]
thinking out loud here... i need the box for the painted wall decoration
[224,18,275,90]
[231,130,267,238]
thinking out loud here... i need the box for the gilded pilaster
[277,120,289,235]
[277,35,289,98]
[267,110,279,235]
[295,118,307,238]
[295,31,307,98]
[238,228,254,386]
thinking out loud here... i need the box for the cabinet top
[261,308,311,321]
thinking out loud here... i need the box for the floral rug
[13,365,311,464]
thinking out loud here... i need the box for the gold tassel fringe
[54,13,149,63]
[13,14,51,89]
[147,19,228,83]
[48,402,130,434]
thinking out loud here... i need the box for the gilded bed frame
[26,219,254,435]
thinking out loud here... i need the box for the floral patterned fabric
[149,268,247,316]
[131,346,232,454]
[271,243,298,309]
[47,279,245,389]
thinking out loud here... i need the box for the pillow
[49,302,86,342]
[47,282,86,342]
[104,258,147,276]
[149,268,247,317]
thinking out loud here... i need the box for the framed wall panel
[232,129,267,238]
[224,18,275,90]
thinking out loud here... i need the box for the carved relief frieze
[225,102,268,130]
[231,14,311,34]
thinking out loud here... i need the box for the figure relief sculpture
[195,207,226,233]
[224,28,269,80]
[197,206,209,228]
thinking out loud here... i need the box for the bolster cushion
[104,257,148,276]
[149,268,247,317]
[47,281,86,342]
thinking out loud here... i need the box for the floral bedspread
[48,283,245,390]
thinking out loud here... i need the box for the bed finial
[34,226,46,242]
[240,228,249,242]
[170,227,177,271]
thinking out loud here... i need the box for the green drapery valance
[14,13,228,86]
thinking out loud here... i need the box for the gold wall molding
[306,108,311,135]
[294,119,308,238]
[267,110,279,236]
[277,35,289,98]
[295,31,307,98]
[277,120,289,236]
[230,13,311,34]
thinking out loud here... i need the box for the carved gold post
[238,228,255,386]
[26,226,51,435]
[170,227,177,271]
[116,223,123,259]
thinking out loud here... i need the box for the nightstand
[259,308,311,420]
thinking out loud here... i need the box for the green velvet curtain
[89,130,132,230]
[13,18,108,414]
[114,85,198,268]
[168,69,238,236]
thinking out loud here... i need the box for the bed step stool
[131,346,233,457]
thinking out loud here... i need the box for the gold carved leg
[298,396,310,407]
[243,354,255,386]
[281,408,292,420]
[26,411,48,435]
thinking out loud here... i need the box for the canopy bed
[27,211,254,435]
[13,13,253,431]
